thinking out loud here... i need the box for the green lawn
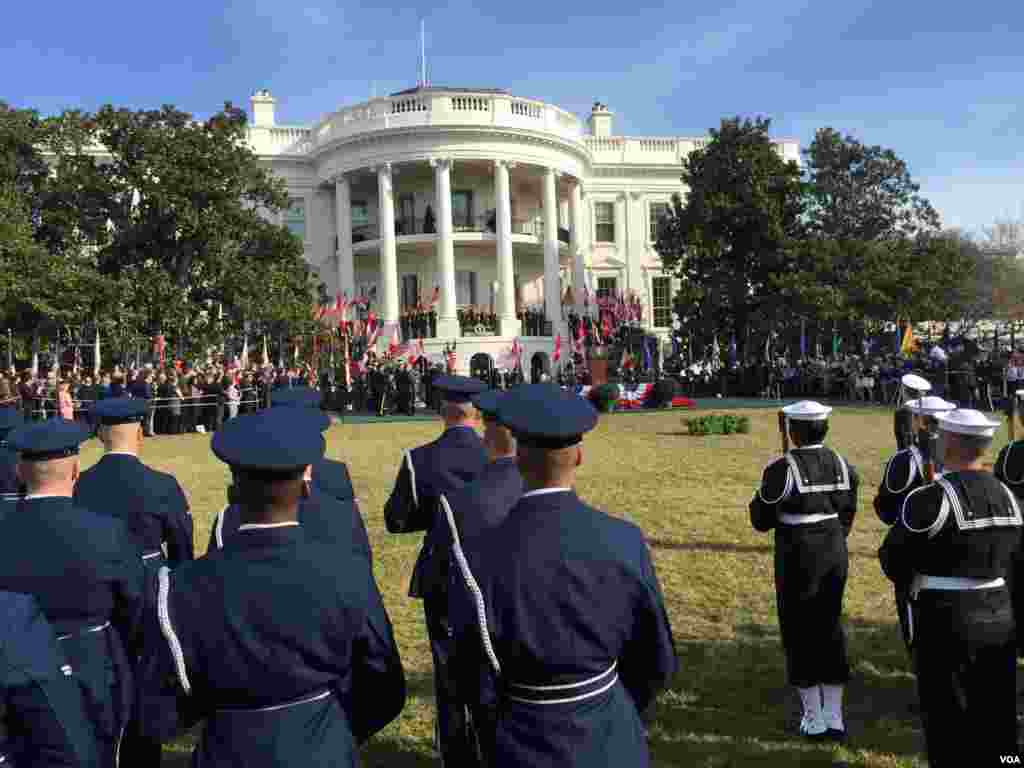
[79,406,1017,767]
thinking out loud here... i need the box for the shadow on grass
[649,537,886,564]
[162,737,436,768]
[648,617,927,767]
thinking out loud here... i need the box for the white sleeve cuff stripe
[157,566,192,695]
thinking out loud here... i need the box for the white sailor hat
[905,396,957,415]
[1016,390,1024,399]
[935,409,1001,437]
[901,373,932,392]
[781,401,832,421]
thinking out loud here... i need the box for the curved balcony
[307,89,585,153]
[347,216,570,254]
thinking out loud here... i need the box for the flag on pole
[429,285,440,307]
[553,334,561,362]
[261,336,269,366]
[240,336,249,368]
[800,319,807,359]
[643,336,652,370]
[621,349,635,370]
[387,324,401,356]
[153,335,166,367]
[900,322,918,356]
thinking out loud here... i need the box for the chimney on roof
[251,89,276,127]
[589,101,613,137]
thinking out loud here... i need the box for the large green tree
[655,116,805,358]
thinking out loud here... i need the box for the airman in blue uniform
[209,390,371,560]
[384,374,488,765]
[0,590,100,768]
[74,396,193,766]
[450,384,677,768]
[142,407,405,766]
[0,407,23,503]
[0,419,145,767]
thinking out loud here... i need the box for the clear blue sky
[5,0,1022,234]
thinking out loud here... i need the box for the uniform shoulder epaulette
[757,456,792,505]
[883,447,921,494]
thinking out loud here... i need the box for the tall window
[284,199,306,240]
[594,202,615,243]
[397,194,415,235]
[452,190,473,229]
[401,275,419,308]
[649,202,670,241]
[597,276,617,300]
[652,276,672,328]
[456,270,478,306]
[351,200,369,228]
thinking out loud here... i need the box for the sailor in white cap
[749,401,860,743]
[894,373,932,450]
[874,396,957,653]
[994,390,1024,502]
[879,409,1022,768]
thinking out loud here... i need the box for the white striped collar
[24,493,71,500]
[521,487,572,499]
[105,451,139,458]
[793,444,824,450]
[237,521,300,531]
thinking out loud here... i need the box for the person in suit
[74,397,193,766]
[880,409,1023,768]
[385,375,489,765]
[750,401,859,742]
[0,418,145,767]
[141,407,406,766]
[0,591,100,767]
[449,383,677,768]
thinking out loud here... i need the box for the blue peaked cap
[7,419,92,460]
[495,383,598,449]
[471,389,504,420]
[92,397,147,425]
[433,375,487,403]
[269,388,330,431]
[212,408,325,471]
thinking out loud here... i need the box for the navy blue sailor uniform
[0,420,145,767]
[749,402,857,740]
[141,408,406,766]
[0,591,100,768]
[449,384,677,768]
[74,397,193,766]
[880,458,1023,765]
[873,397,956,650]
[384,375,488,766]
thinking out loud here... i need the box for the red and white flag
[553,334,561,362]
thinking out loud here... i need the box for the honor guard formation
[2,373,1024,767]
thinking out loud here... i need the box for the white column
[542,167,562,336]
[495,160,520,337]
[615,193,627,272]
[431,158,460,338]
[376,163,399,328]
[334,175,354,304]
[569,180,586,308]
[628,191,645,322]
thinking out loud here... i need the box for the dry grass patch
[80,406,1017,767]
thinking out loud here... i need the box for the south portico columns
[376,163,400,328]
[542,167,563,337]
[334,174,355,309]
[431,157,460,338]
[570,181,586,308]
[494,160,520,337]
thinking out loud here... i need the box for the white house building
[246,86,800,372]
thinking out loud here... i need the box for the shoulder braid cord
[1001,442,1024,486]
[214,505,227,549]
[439,494,502,677]
[884,448,922,494]
[756,459,793,505]
[157,566,192,695]
[404,450,419,509]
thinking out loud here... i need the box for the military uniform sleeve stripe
[157,566,192,695]
[440,494,502,677]
[902,483,948,538]
[214,505,227,550]
[404,450,418,509]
